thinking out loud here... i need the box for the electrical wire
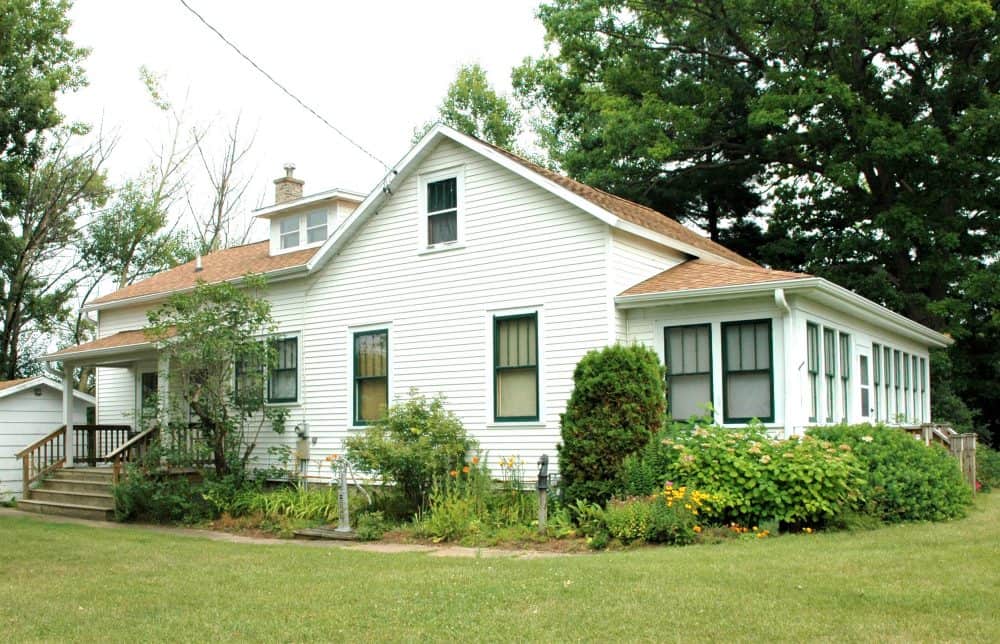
[177,0,392,171]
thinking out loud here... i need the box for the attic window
[419,168,463,250]
[306,211,327,243]
[279,216,300,249]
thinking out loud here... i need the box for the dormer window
[419,168,463,250]
[279,216,300,250]
[306,211,327,244]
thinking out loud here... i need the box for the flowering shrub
[623,421,862,526]
[808,424,971,522]
[345,392,475,515]
[601,483,710,545]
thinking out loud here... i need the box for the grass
[2,496,999,643]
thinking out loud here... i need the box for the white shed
[0,376,94,500]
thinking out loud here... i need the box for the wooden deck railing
[905,423,978,493]
[107,426,160,483]
[74,424,133,466]
[14,426,66,500]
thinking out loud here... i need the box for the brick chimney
[274,163,304,204]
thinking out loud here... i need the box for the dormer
[254,164,365,256]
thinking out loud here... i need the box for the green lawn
[2,496,999,643]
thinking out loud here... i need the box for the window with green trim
[494,313,538,421]
[722,320,773,423]
[872,343,882,422]
[920,357,927,423]
[894,350,901,421]
[911,355,919,423]
[807,323,820,422]
[353,330,388,425]
[664,324,712,420]
[839,333,850,422]
[884,346,892,420]
[267,337,298,403]
[823,328,836,423]
[859,354,870,419]
[903,352,911,422]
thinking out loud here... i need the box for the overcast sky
[60,0,547,238]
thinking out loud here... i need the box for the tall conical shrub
[558,344,666,505]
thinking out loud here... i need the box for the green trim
[664,323,713,420]
[872,343,882,422]
[806,322,820,422]
[267,337,298,404]
[839,332,850,422]
[720,319,774,424]
[493,312,539,422]
[353,329,388,426]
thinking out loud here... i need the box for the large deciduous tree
[516,0,1000,441]
[416,63,522,149]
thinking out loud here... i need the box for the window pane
[824,330,836,376]
[306,211,326,229]
[740,324,756,370]
[807,324,819,373]
[754,323,770,370]
[355,333,387,377]
[696,327,710,373]
[725,372,771,419]
[307,223,327,243]
[279,217,298,234]
[497,316,536,368]
[861,389,870,417]
[428,211,457,244]
[666,325,710,376]
[668,330,684,374]
[839,334,850,376]
[274,338,297,369]
[357,378,388,423]
[280,230,299,249]
[270,370,296,401]
[427,178,457,212]
[669,374,711,419]
[860,355,869,386]
[725,325,742,371]
[497,367,537,418]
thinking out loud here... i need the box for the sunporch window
[807,323,820,422]
[721,320,773,423]
[839,332,850,422]
[823,328,836,423]
[872,344,882,422]
[664,324,712,420]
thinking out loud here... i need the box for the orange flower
[693,525,702,533]
[462,465,470,474]
[472,456,480,465]
[449,470,458,478]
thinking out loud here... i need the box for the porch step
[29,489,114,508]
[17,499,115,522]
[42,479,114,494]
[48,468,114,483]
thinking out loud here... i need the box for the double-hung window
[494,313,538,421]
[664,324,712,420]
[903,352,911,422]
[279,216,300,250]
[354,330,388,425]
[426,177,459,246]
[859,354,870,419]
[919,358,927,423]
[823,329,836,423]
[268,337,298,403]
[305,210,328,244]
[807,323,820,422]
[884,346,892,420]
[839,333,850,422]
[911,355,919,423]
[893,350,902,421]
[721,320,773,423]
[872,344,882,422]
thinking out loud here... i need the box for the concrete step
[30,488,114,508]
[48,468,115,483]
[41,479,113,494]
[17,499,115,521]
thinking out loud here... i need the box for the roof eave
[84,264,311,313]
[0,376,96,403]
[253,188,366,219]
[41,340,156,364]
[615,278,952,348]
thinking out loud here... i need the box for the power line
[177,0,392,171]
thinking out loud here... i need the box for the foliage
[808,424,972,522]
[975,445,1000,493]
[515,0,1000,444]
[623,420,863,526]
[345,391,475,515]
[354,511,391,541]
[415,63,522,149]
[558,344,666,506]
[146,275,287,475]
[602,484,708,545]
[113,467,213,525]
[413,455,538,544]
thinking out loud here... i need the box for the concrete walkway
[0,507,565,559]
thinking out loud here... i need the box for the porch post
[157,353,170,428]
[63,362,75,467]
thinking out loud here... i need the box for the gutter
[615,277,952,348]
[41,340,156,363]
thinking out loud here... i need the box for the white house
[41,124,951,477]
[0,376,94,498]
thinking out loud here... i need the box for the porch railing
[74,424,133,466]
[108,426,160,483]
[14,426,66,500]
[107,423,212,483]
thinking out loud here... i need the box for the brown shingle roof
[91,241,317,306]
[620,259,809,297]
[0,377,35,392]
[47,328,164,359]
[480,142,758,268]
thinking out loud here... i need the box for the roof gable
[0,376,95,403]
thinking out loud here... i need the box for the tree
[517,0,1000,442]
[416,63,522,149]
[0,0,87,217]
[146,275,286,475]
[558,344,666,505]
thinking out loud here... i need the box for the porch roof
[41,328,171,363]
[620,259,809,297]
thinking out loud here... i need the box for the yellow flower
[693,525,702,533]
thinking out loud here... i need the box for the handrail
[14,425,66,458]
[105,426,158,461]
[109,425,160,483]
[16,425,66,500]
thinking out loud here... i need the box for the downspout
[774,288,795,437]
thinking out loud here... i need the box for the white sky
[60,0,547,239]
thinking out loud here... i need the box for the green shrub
[114,468,213,524]
[355,511,391,541]
[977,445,1000,492]
[345,392,475,515]
[624,421,862,526]
[602,487,704,545]
[808,424,972,522]
[558,344,666,505]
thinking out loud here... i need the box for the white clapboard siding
[610,229,687,342]
[298,138,613,475]
[0,386,90,498]
[94,304,149,425]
